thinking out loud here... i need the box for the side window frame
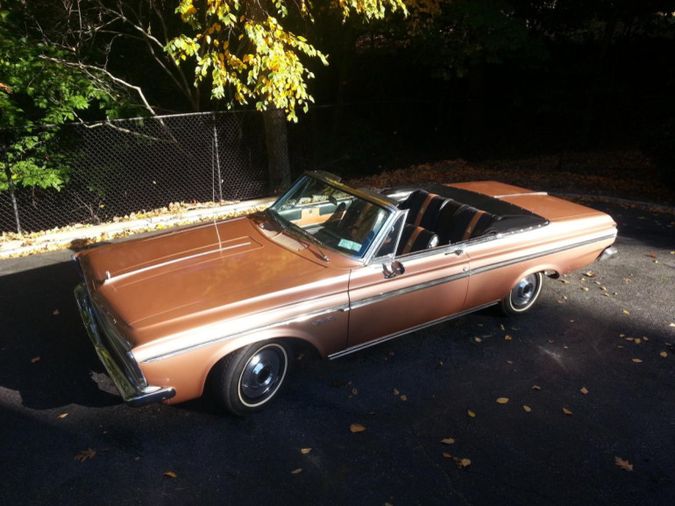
[371,209,408,262]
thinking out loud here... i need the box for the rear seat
[434,201,499,244]
[398,190,499,246]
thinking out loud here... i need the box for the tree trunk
[263,109,292,193]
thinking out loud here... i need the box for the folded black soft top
[386,182,548,235]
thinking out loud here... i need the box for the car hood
[78,217,344,345]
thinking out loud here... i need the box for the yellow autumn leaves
[168,0,406,121]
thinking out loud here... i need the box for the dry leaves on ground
[522,405,532,413]
[31,356,40,364]
[467,409,476,418]
[52,309,60,316]
[74,448,96,462]
[496,397,509,404]
[57,413,68,419]
[580,387,589,395]
[349,423,367,433]
[163,470,177,478]
[614,457,634,472]
[562,407,573,416]
[532,385,542,391]
[659,351,668,358]
[399,395,408,401]
[300,448,312,455]
[632,358,643,363]
[440,437,455,445]
[623,309,630,315]
[291,468,303,475]
[504,334,512,341]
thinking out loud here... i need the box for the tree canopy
[166,0,408,120]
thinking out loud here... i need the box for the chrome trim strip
[493,191,548,198]
[140,303,350,364]
[348,231,616,310]
[469,232,617,277]
[328,301,500,359]
[103,241,251,284]
[140,231,616,363]
[350,271,469,310]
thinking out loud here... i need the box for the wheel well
[204,337,320,393]
[544,269,560,279]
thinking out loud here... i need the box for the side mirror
[383,260,405,279]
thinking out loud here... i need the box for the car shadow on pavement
[0,260,120,410]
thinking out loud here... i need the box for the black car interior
[391,185,548,256]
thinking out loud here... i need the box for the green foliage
[0,7,126,193]
[167,0,407,121]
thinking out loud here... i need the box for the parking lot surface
[1,199,673,505]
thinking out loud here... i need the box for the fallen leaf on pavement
[31,356,40,364]
[467,409,476,418]
[659,351,668,358]
[399,395,407,401]
[57,413,68,419]
[456,458,472,469]
[442,452,453,459]
[52,309,60,316]
[581,287,589,292]
[496,397,509,404]
[291,468,303,475]
[631,358,642,363]
[522,405,532,413]
[583,271,595,278]
[440,437,455,445]
[392,388,400,396]
[580,387,589,395]
[163,470,177,478]
[351,388,358,396]
[350,423,366,433]
[300,448,312,455]
[614,457,633,472]
[474,337,482,343]
[504,334,512,341]
[562,407,573,416]
[532,385,542,391]
[74,448,96,462]
[634,338,641,345]
[623,309,630,315]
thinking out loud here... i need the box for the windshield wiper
[266,209,330,262]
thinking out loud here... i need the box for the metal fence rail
[0,110,268,233]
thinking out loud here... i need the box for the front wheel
[500,272,543,315]
[211,341,290,416]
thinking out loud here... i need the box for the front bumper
[597,245,618,262]
[74,284,175,407]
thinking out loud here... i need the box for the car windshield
[268,175,393,258]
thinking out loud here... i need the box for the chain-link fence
[0,110,269,233]
[1,100,447,234]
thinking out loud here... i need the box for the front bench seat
[399,190,447,229]
[397,224,439,255]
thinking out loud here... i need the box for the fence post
[212,113,224,203]
[2,162,22,234]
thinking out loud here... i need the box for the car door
[345,236,470,352]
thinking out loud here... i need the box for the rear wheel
[500,272,543,315]
[211,341,290,416]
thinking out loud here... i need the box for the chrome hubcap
[511,274,538,308]
[239,345,286,404]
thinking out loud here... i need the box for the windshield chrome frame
[269,171,400,264]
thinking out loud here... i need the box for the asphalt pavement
[0,198,673,506]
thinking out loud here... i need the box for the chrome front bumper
[597,245,618,262]
[74,284,175,407]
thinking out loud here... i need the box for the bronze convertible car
[74,172,617,414]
